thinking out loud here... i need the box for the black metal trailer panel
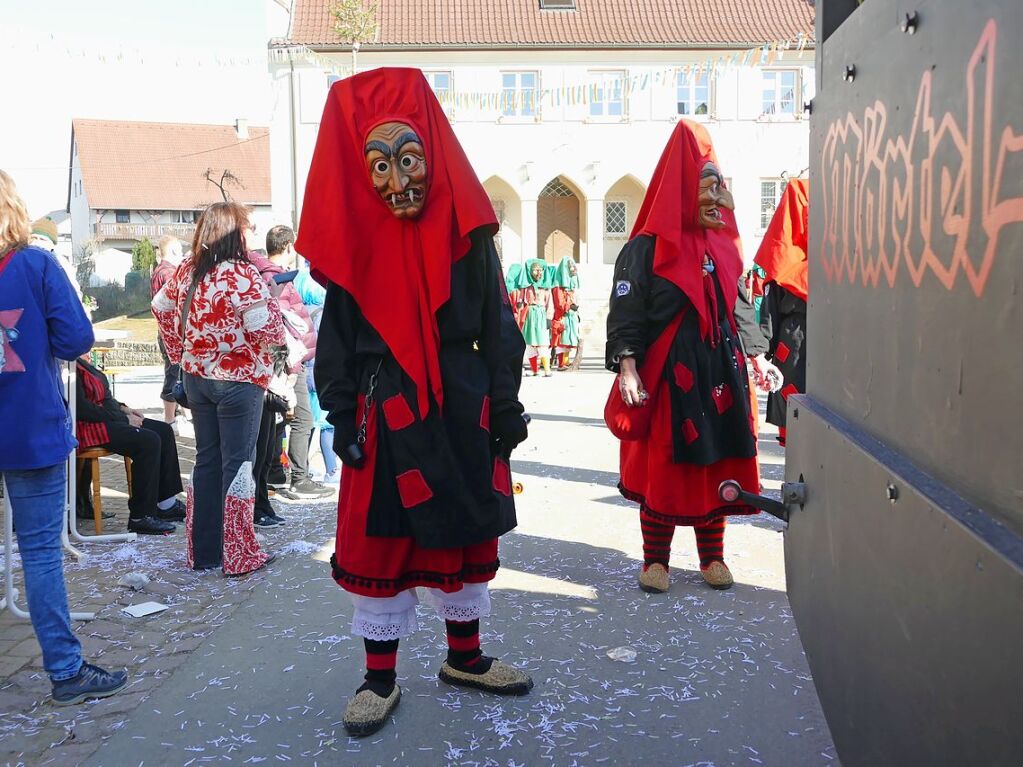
[788,1,1023,764]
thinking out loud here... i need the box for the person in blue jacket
[0,169,128,704]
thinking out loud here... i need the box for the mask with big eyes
[568,262,577,277]
[696,162,734,230]
[530,264,544,283]
[364,121,428,219]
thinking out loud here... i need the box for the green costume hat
[554,256,580,289]
[505,263,524,293]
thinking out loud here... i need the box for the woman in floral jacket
[153,202,285,576]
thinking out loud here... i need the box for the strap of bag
[178,278,199,341]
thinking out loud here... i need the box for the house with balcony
[269,0,815,292]
[67,119,273,281]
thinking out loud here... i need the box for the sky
[0,0,286,217]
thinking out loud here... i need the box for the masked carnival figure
[521,258,553,377]
[754,178,809,447]
[551,256,580,370]
[297,69,533,737]
[604,120,773,594]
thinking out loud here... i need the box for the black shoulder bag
[170,279,199,409]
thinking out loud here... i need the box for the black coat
[605,235,767,465]
[315,229,526,549]
[759,282,806,429]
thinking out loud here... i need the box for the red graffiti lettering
[819,20,1023,296]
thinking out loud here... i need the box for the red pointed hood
[631,120,744,337]
[296,68,497,418]
[754,177,809,302]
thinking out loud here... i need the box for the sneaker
[156,499,186,522]
[321,469,341,486]
[52,662,128,706]
[268,512,286,524]
[254,514,281,528]
[289,478,334,498]
[267,466,289,488]
[127,516,176,535]
[274,486,303,502]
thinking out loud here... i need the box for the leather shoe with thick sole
[127,516,176,535]
[156,499,186,522]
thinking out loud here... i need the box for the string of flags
[269,32,813,111]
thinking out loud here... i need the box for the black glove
[332,413,365,469]
[490,409,529,457]
[570,303,579,312]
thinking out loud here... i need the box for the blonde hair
[0,170,31,255]
[158,234,182,260]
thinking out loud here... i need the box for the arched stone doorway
[482,176,522,265]
[537,177,583,263]
[602,175,647,264]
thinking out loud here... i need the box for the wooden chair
[76,448,132,535]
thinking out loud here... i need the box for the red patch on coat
[711,384,734,414]
[395,470,433,508]
[781,384,799,401]
[492,457,512,496]
[682,419,699,444]
[480,395,491,432]
[775,342,791,363]
[672,362,694,392]
[382,394,415,431]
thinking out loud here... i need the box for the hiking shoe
[289,479,334,498]
[127,516,175,535]
[156,499,186,522]
[52,663,128,706]
[267,512,286,525]
[254,514,281,529]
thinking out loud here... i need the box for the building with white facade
[67,119,274,281]
[269,0,814,289]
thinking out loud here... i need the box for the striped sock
[641,519,675,568]
[446,619,493,674]
[361,638,398,697]
[695,517,726,568]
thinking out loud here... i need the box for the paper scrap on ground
[122,601,169,618]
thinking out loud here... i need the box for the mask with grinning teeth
[365,121,428,219]
[696,161,733,230]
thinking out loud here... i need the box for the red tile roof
[72,119,271,210]
[288,0,815,48]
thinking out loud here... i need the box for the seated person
[75,357,184,535]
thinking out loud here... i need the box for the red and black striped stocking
[641,519,675,568]
[361,637,398,697]
[694,517,726,567]
[446,619,494,674]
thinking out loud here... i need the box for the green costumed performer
[521,259,552,376]
[505,263,528,331]
[551,256,580,370]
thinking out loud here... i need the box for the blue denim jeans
[184,375,265,571]
[3,463,83,681]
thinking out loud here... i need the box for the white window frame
[424,70,455,118]
[587,70,627,121]
[761,68,800,118]
[171,210,196,224]
[676,70,711,118]
[500,70,541,122]
[604,200,629,239]
[759,178,788,231]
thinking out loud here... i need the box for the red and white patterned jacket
[152,257,286,390]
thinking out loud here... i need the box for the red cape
[630,120,744,338]
[296,68,497,418]
[754,178,809,302]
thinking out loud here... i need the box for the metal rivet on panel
[901,11,919,34]
[843,65,856,83]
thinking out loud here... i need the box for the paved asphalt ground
[80,369,836,767]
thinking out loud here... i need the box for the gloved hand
[570,303,579,312]
[490,409,529,458]
[332,413,365,469]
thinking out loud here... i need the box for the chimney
[235,118,249,140]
